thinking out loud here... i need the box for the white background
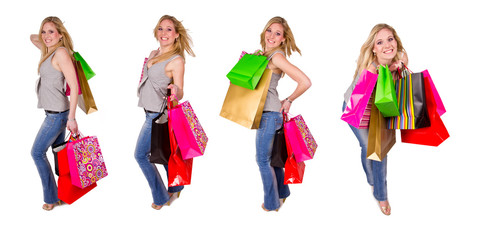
[1,0,495,239]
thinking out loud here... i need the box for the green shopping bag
[73,52,96,80]
[226,54,268,90]
[375,65,399,117]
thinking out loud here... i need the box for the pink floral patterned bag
[67,135,108,189]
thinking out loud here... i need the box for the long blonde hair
[150,15,195,65]
[260,16,301,58]
[37,16,74,73]
[353,23,406,80]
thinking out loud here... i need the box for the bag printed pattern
[294,115,317,158]
[286,115,317,162]
[173,101,208,157]
[70,136,108,188]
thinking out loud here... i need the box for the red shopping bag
[167,97,194,187]
[400,73,449,146]
[55,142,97,204]
[284,154,305,184]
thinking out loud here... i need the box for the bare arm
[166,57,185,101]
[270,53,312,113]
[53,48,78,133]
[31,34,43,49]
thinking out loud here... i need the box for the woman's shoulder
[148,49,160,59]
[54,47,71,56]
[166,55,185,69]
[53,47,72,63]
[269,51,287,65]
[270,50,285,59]
[366,63,378,74]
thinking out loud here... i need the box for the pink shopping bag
[341,70,378,128]
[169,101,208,159]
[421,70,446,116]
[67,135,108,189]
[284,114,317,162]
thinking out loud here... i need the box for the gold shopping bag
[219,69,272,129]
[367,92,395,161]
[75,61,98,114]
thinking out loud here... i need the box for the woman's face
[41,22,62,49]
[264,23,285,50]
[156,19,179,48]
[373,28,397,64]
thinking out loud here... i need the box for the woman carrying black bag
[135,15,195,210]
[342,23,408,215]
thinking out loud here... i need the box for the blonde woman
[255,16,311,211]
[30,16,79,211]
[343,23,408,215]
[135,15,195,210]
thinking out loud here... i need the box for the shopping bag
[150,104,171,165]
[341,70,378,128]
[283,120,306,184]
[169,101,208,159]
[283,155,305,184]
[422,70,446,116]
[386,68,429,129]
[400,74,449,146]
[367,95,396,161]
[167,102,193,187]
[375,65,399,117]
[271,112,289,168]
[67,134,108,189]
[284,114,318,162]
[220,69,272,129]
[73,52,96,80]
[75,61,98,114]
[55,141,97,204]
[226,53,269,90]
[270,126,288,168]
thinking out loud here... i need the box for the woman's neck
[376,58,392,66]
[159,45,174,55]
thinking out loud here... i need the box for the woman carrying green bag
[30,16,79,211]
[253,16,311,212]
[342,23,408,216]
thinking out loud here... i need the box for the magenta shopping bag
[341,70,378,128]
[421,70,446,116]
[284,114,317,162]
[169,101,208,159]
[67,135,108,189]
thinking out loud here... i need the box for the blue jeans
[135,111,183,206]
[343,102,388,201]
[256,112,290,210]
[31,110,68,204]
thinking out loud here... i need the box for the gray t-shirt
[343,74,360,107]
[137,55,180,113]
[35,47,70,112]
[263,51,284,112]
